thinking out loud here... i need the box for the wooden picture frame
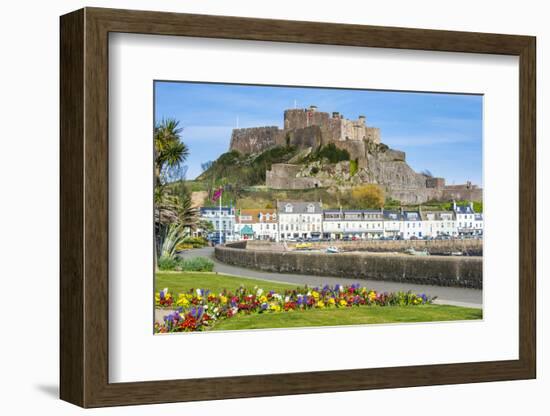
[60,7,536,408]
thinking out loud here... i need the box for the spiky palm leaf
[158,223,189,259]
[154,118,189,186]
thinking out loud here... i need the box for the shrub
[175,243,194,251]
[350,158,358,176]
[350,184,385,209]
[158,256,179,271]
[311,143,350,164]
[181,257,214,272]
[158,256,214,272]
[182,236,208,248]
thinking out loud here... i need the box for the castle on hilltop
[228,105,482,204]
[230,105,380,157]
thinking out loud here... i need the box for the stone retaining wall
[216,242,482,289]
[246,239,483,256]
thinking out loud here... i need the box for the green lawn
[155,272,482,331]
[213,304,482,331]
[156,271,301,295]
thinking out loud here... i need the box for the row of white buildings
[199,200,483,243]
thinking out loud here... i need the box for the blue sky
[154,81,483,185]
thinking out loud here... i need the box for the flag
[212,186,223,202]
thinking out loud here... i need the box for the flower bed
[154,284,435,333]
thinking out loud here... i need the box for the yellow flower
[220,295,228,304]
[368,291,377,302]
[317,300,325,308]
[270,303,281,312]
[339,299,347,307]
[311,290,320,300]
[259,295,268,303]
[328,298,336,306]
[176,294,190,307]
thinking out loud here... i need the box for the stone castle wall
[229,126,283,154]
[366,127,381,144]
[266,164,324,189]
[286,125,324,149]
[230,108,380,155]
[441,187,483,202]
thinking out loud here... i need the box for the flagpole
[219,187,222,244]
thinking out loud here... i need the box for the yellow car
[295,242,313,250]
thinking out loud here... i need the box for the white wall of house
[278,213,322,239]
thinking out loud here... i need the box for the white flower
[256,288,263,296]
[285,296,290,303]
[196,288,202,296]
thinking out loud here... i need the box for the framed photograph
[60,7,536,408]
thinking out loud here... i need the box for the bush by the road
[158,256,214,272]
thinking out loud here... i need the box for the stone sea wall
[246,239,483,256]
[216,242,483,289]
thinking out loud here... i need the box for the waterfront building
[277,201,323,241]
[420,210,456,238]
[383,210,404,238]
[473,212,484,236]
[322,209,384,240]
[453,201,479,236]
[402,210,423,239]
[235,208,278,240]
[199,206,236,244]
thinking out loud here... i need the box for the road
[179,247,482,308]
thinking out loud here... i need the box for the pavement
[178,247,482,308]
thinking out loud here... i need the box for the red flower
[284,302,297,311]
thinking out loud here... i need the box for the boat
[326,246,340,253]
[404,247,430,256]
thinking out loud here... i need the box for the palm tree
[154,118,194,268]
[154,118,189,187]
[155,191,199,261]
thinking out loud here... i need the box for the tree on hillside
[350,184,385,209]
[201,160,214,172]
